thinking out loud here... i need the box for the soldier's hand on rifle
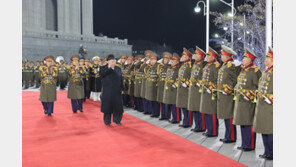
[265,98,272,104]
[206,89,211,94]
[243,96,249,101]
[182,83,187,88]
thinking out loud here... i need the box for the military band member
[67,55,85,113]
[84,58,92,100]
[163,53,181,123]
[253,47,273,160]
[122,56,135,107]
[145,51,160,117]
[39,55,58,116]
[133,55,145,112]
[90,56,102,101]
[34,61,41,88]
[78,58,87,102]
[216,45,241,143]
[233,48,262,151]
[200,47,220,137]
[157,52,172,120]
[176,48,194,128]
[57,60,69,90]
[141,51,151,115]
[188,46,207,132]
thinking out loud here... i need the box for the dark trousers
[224,118,237,141]
[163,103,172,119]
[143,98,149,114]
[42,102,54,114]
[134,97,143,112]
[159,103,166,119]
[103,112,123,125]
[71,99,83,112]
[240,125,256,149]
[262,134,273,157]
[181,108,192,126]
[205,114,219,136]
[171,105,182,122]
[148,100,160,116]
[122,94,131,107]
[192,111,206,131]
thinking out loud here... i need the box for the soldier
[176,48,194,128]
[187,46,207,132]
[141,51,151,115]
[90,56,102,101]
[39,55,58,116]
[133,55,145,112]
[22,61,25,87]
[157,52,172,120]
[163,53,181,123]
[117,55,128,105]
[200,47,221,137]
[145,51,160,117]
[122,56,135,107]
[233,48,262,151]
[23,61,32,89]
[34,61,41,88]
[78,58,87,101]
[57,60,69,90]
[216,45,241,142]
[29,61,35,87]
[253,47,273,160]
[67,54,85,113]
[84,58,92,100]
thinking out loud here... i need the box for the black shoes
[237,146,254,151]
[159,118,168,121]
[143,112,150,115]
[179,124,191,128]
[202,132,217,137]
[44,110,47,115]
[48,113,52,116]
[191,129,205,132]
[169,120,180,124]
[219,138,236,143]
[150,115,159,118]
[79,109,84,113]
[259,154,273,160]
[73,110,77,113]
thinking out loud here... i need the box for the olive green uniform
[163,65,179,105]
[67,66,85,99]
[134,62,144,98]
[39,65,58,102]
[156,63,170,103]
[34,65,41,88]
[57,64,69,89]
[176,61,192,108]
[23,65,34,88]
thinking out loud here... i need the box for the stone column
[69,0,81,35]
[57,0,66,33]
[81,0,94,36]
[23,0,46,32]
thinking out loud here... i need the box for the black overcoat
[99,65,124,114]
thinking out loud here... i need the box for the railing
[23,30,128,45]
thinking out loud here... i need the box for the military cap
[44,55,55,62]
[106,54,116,61]
[92,56,101,61]
[182,48,194,58]
[148,51,158,60]
[126,55,134,61]
[207,47,219,58]
[120,54,128,59]
[195,46,206,57]
[79,57,85,62]
[85,58,90,62]
[144,50,154,57]
[162,52,172,59]
[172,53,180,61]
[244,48,257,60]
[221,45,237,56]
[71,54,80,61]
[135,54,144,59]
[267,46,273,58]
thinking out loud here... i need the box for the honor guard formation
[22,45,273,160]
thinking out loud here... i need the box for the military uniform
[122,56,135,107]
[34,61,41,88]
[233,49,262,151]
[39,55,58,116]
[200,47,220,137]
[117,55,128,106]
[84,58,92,100]
[187,46,207,132]
[23,62,34,88]
[176,48,194,128]
[90,57,102,101]
[29,61,35,87]
[163,53,181,123]
[133,55,145,112]
[141,51,151,114]
[253,47,273,159]
[57,60,69,90]
[145,52,160,117]
[157,52,171,120]
[67,55,85,113]
[217,45,241,143]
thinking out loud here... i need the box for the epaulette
[215,62,220,68]
[227,61,233,68]
[251,65,259,73]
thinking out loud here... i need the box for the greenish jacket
[156,63,170,103]
[187,61,206,111]
[140,63,149,98]
[216,61,241,119]
[253,67,273,134]
[233,65,262,125]
[39,65,58,102]
[176,60,192,108]
[163,65,179,105]
[133,62,143,97]
[145,63,159,101]
[67,66,85,99]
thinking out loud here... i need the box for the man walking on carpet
[99,54,124,126]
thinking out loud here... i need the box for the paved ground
[124,107,273,167]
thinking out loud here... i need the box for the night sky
[93,0,245,53]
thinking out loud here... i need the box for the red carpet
[23,91,246,167]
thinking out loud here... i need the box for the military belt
[147,78,158,82]
[70,78,82,82]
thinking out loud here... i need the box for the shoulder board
[227,62,233,68]
[252,65,259,73]
[215,62,220,68]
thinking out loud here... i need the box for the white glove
[172,85,177,89]
[206,89,211,94]
[265,98,272,104]
[140,58,145,62]
[243,96,249,101]
[222,91,228,95]
[182,83,187,88]
[196,82,200,87]
[97,67,100,71]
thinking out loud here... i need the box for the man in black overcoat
[99,54,124,125]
